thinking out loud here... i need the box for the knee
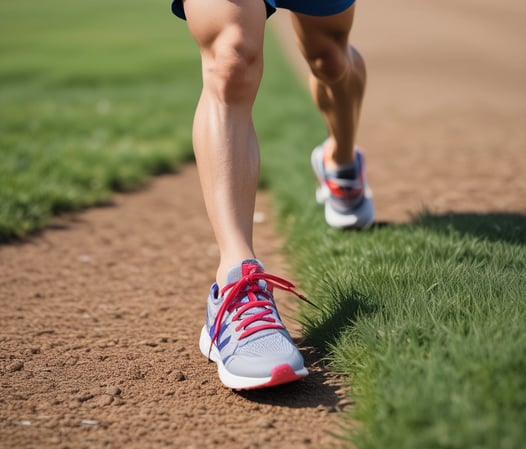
[307,42,366,88]
[205,29,263,104]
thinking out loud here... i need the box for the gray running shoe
[199,259,309,390]
[311,141,374,229]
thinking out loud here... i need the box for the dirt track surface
[1,1,526,448]
[0,167,347,449]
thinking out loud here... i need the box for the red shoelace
[209,269,317,358]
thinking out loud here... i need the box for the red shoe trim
[235,364,306,391]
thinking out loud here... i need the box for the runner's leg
[291,6,366,170]
[183,0,267,286]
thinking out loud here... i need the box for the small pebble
[7,361,24,373]
[96,395,113,406]
[256,418,275,429]
[105,386,121,397]
[16,420,31,426]
[112,397,124,406]
[81,419,99,426]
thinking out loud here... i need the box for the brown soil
[1,1,525,448]
[0,167,347,449]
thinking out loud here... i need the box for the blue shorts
[171,0,356,20]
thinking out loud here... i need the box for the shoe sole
[311,144,375,229]
[324,187,374,229]
[199,326,308,390]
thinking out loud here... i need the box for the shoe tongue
[226,259,264,284]
[225,260,271,319]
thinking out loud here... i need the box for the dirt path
[2,1,526,448]
[0,166,348,449]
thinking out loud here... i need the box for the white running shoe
[200,259,309,390]
[311,141,375,229]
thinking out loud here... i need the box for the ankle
[323,139,355,170]
[324,151,356,174]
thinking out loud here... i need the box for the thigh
[291,5,355,56]
[183,0,267,55]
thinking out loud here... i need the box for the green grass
[286,212,525,449]
[2,2,526,448]
[0,0,198,240]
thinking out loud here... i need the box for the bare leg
[291,6,366,170]
[183,0,267,286]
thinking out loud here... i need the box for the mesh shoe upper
[204,259,307,379]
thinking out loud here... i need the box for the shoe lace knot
[209,268,316,357]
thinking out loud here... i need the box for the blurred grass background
[0,0,197,239]
[2,1,525,448]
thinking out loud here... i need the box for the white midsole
[199,326,308,389]
[324,187,375,229]
[311,144,375,229]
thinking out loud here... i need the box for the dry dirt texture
[1,1,525,448]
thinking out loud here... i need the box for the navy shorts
[171,0,356,20]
